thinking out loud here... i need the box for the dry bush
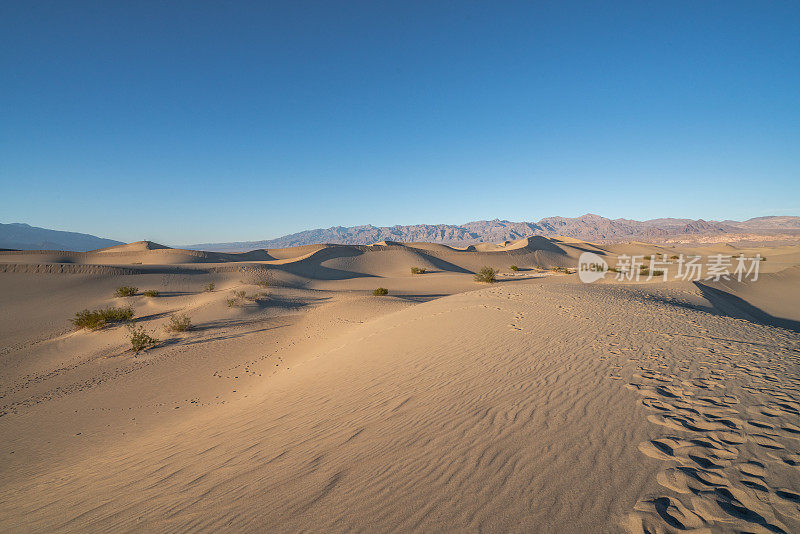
[72,307,134,330]
[115,286,138,297]
[166,313,192,332]
[128,325,159,353]
[474,267,497,283]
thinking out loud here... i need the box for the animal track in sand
[624,332,800,533]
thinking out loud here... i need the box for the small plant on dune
[410,267,426,275]
[373,287,389,296]
[670,255,680,260]
[128,325,159,353]
[227,290,248,307]
[607,267,622,273]
[115,286,138,297]
[143,289,160,297]
[474,266,497,283]
[509,265,519,271]
[166,313,192,332]
[205,282,215,292]
[72,306,134,330]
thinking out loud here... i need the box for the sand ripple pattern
[624,319,800,533]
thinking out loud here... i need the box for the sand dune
[1,237,799,532]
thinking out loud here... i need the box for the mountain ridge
[184,214,800,252]
[0,222,123,252]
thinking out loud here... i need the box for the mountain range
[0,222,123,252]
[3,215,799,252]
[185,214,800,251]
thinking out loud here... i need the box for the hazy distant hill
[0,223,123,251]
[186,214,800,251]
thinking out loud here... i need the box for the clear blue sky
[2,1,798,244]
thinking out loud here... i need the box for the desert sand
[1,237,799,532]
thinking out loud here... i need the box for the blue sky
[1,1,798,244]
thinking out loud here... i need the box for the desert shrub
[510,265,519,271]
[143,289,160,297]
[115,286,138,297]
[670,255,680,260]
[410,267,426,275]
[607,267,622,273]
[205,282,215,292]
[652,270,665,276]
[72,306,134,330]
[167,313,192,332]
[227,290,249,307]
[373,287,389,296]
[128,325,159,353]
[474,267,497,283]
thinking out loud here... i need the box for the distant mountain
[186,214,800,251]
[0,223,123,251]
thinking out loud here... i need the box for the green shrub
[115,286,138,297]
[205,282,215,292]
[410,267,426,275]
[143,289,160,297]
[510,265,519,271]
[72,306,134,330]
[373,287,389,296]
[227,290,250,307]
[474,267,497,283]
[167,313,192,332]
[128,325,159,353]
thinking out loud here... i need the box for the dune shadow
[693,282,800,334]
[160,323,290,348]
[393,293,451,303]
